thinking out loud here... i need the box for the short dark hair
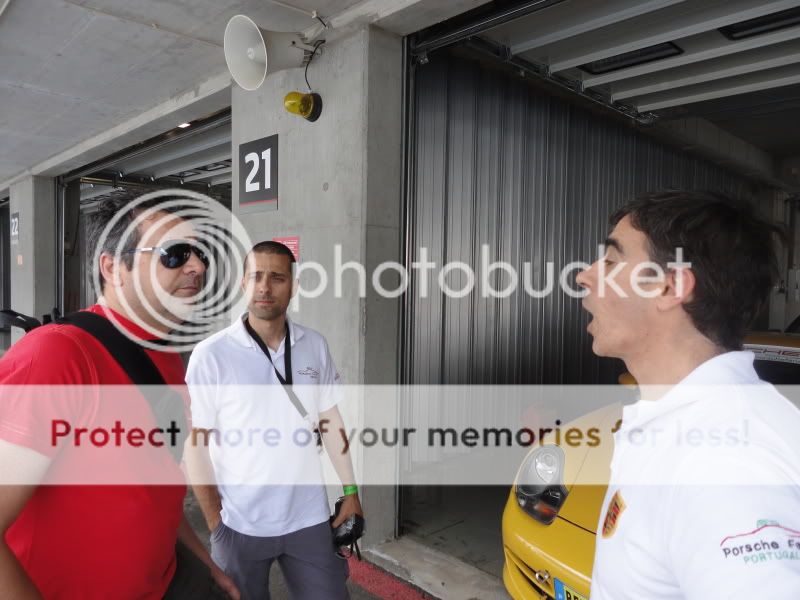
[610,191,784,351]
[247,241,296,267]
[86,196,195,290]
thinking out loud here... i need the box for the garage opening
[57,110,232,315]
[399,0,797,580]
[0,197,10,353]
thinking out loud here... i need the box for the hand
[210,564,240,600]
[332,493,363,529]
[207,515,222,534]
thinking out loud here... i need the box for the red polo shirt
[0,305,187,599]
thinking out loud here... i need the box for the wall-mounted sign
[273,236,300,261]
[10,212,19,246]
[239,134,278,210]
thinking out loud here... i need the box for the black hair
[611,190,784,351]
[85,196,196,290]
[247,241,296,264]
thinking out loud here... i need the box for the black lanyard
[244,316,293,386]
[243,315,323,440]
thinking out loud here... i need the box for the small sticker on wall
[273,236,299,261]
[17,254,23,266]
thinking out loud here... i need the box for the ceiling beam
[303,0,489,39]
[181,166,232,183]
[582,22,800,88]
[209,174,232,186]
[540,0,800,73]
[149,144,231,180]
[500,0,685,55]
[635,64,800,112]
[613,39,800,100]
[117,126,230,176]
[80,185,122,201]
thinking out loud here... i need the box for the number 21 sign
[239,134,278,209]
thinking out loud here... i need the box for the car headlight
[515,445,568,525]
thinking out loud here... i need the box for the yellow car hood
[549,402,619,533]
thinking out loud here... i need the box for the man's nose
[576,263,594,290]
[256,276,270,294]
[184,250,206,275]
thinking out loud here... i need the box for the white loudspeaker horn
[224,14,306,91]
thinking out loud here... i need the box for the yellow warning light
[284,91,323,122]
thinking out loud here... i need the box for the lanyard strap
[244,316,308,418]
[244,317,293,386]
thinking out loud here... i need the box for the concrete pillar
[231,25,403,544]
[9,176,57,344]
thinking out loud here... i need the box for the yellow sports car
[501,332,800,600]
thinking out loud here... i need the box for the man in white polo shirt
[576,191,800,598]
[184,241,362,600]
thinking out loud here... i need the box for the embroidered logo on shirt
[298,367,320,379]
[719,521,800,565]
[602,490,626,538]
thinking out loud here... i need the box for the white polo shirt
[186,314,342,537]
[590,351,800,599]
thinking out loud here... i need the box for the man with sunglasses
[184,241,362,600]
[0,197,239,599]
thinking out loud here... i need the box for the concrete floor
[183,492,381,599]
[400,486,509,580]
[184,485,511,599]
[365,537,510,600]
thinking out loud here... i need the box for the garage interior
[399,0,800,580]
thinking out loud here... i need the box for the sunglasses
[122,241,209,270]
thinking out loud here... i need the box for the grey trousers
[163,543,231,599]
[211,520,350,600]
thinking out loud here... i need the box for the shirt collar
[228,313,304,351]
[620,351,759,431]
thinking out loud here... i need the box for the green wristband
[343,485,359,496]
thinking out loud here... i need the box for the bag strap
[61,312,168,386]
[0,309,42,333]
[58,311,187,462]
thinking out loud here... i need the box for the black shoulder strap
[0,309,42,333]
[61,311,167,386]
[59,311,187,462]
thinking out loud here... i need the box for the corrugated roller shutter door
[406,53,760,386]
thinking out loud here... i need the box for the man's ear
[99,252,122,288]
[657,267,695,311]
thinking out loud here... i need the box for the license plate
[554,578,588,600]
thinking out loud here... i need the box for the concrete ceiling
[0,0,489,192]
[0,0,385,188]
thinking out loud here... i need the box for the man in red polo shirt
[0,198,239,599]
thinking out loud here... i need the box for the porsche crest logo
[602,490,626,538]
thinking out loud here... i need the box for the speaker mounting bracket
[291,39,323,54]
